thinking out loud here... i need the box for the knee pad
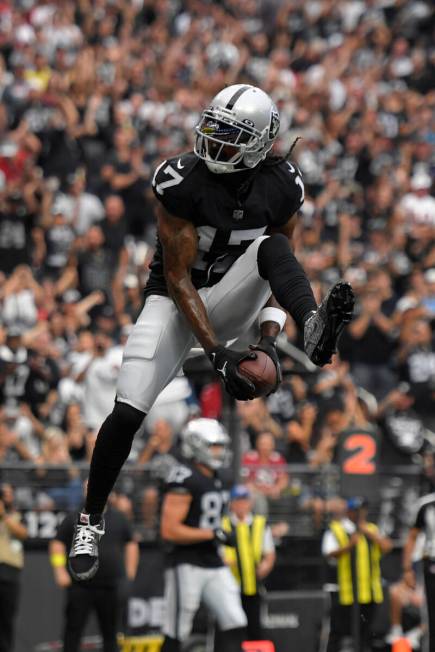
[257,233,291,279]
[112,400,145,435]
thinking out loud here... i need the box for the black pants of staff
[0,579,20,652]
[63,583,119,652]
[241,594,263,642]
[326,594,376,652]
[424,559,435,652]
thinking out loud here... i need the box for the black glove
[249,335,282,393]
[213,527,236,547]
[208,345,257,401]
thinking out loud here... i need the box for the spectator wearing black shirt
[101,194,127,265]
[0,190,35,275]
[24,348,60,417]
[49,500,139,652]
[103,128,147,237]
[75,226,113,298]
[285,401,317,464]
[346,286,398,399]
[377,383,426,465]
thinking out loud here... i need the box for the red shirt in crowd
[242,449,288,488]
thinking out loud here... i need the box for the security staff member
[222,485,276,641]
[50,495,139,652]
[322,497,392,652]
[0,484,28,652]
[402,490,435,652]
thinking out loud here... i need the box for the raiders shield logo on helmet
[269,109,280,139]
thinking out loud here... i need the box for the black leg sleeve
[85,401,145,515]
[257,233,317,329]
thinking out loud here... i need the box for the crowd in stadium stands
[0,0,433,513]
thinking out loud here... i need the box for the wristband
[50,553,67,568]
[258,307,286,331]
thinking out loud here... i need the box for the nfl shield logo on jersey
[232,209,244,220]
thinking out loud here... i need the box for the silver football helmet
[194,84,280,174]
[181,418,231,470]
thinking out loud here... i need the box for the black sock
[85,402,145,515]
[160,636,181,652]
[258,233,317,329]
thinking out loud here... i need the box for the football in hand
[238,350,277,398]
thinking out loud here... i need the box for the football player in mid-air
[159,418,246,652]
[69,84,354,581]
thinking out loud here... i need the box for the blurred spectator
[399,171,435,230]
[1,265,42,330]
[80,332,122,432]
[138,418,177,465]
[386,571,425,647]
[101,195,128,266]
[53,169,104,236]
[0,403,44,460]
[422,269,435,317]
[345,280,398,399]
[285,400,317,463]
[237,398,283,451]
[0,328,28,404]
[36,428,82,511]
[377,383,428,464]
[49,491,139,652]
[242,431,289,509]
[310,381,377,469]
[267,371,307,425]
[73,226,114,298]
[62,403,90,463]
[137,418,179,534]
[0,484,27,652]
[0,405,35,462]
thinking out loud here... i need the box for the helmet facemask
[195,108,273,174]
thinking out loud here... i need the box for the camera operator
[0,483,28,652]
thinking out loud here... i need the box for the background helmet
[181,418,231,470]
[194,84,280,174]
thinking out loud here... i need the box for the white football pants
[163,564,247,640]
[116,236,270,413]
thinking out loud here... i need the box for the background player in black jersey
[159,418,246,652]
[69,84,354,581]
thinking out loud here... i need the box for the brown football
[238,350,277,398]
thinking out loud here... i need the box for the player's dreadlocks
[285,136,302,160]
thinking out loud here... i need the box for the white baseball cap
[410,172,431,190]
[424,268,435,284]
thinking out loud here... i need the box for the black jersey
[163,460,230,568]
[146,152,304,297]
